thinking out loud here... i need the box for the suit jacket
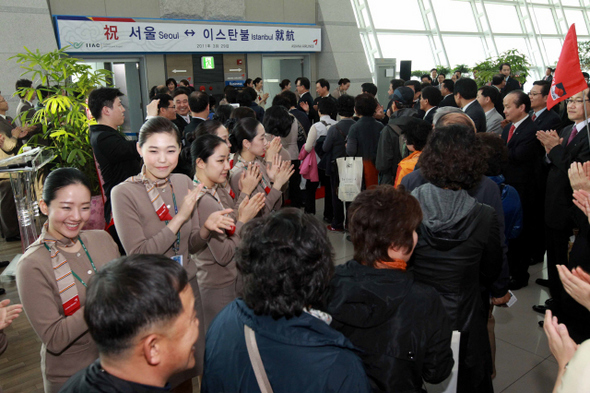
[423,107,437,125]
[501,117,543,188]
[533,108,561,132]
[298,91,317,124]
[464,100,487,133]
[545,123,590,229]
[543,75,553,84]
[439,94,458,108]
[501,77,521,98]
[485,108,504,135]
[172,113,190,136]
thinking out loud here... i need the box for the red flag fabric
[548,24,588,110]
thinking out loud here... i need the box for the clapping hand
[272,160,295,191]
[557,265,590,311]
[237,193,265,223]
[568,162,590,193]
[265,137,282,164]
[204,208,235,234]
[0,299,23,330]
[239,163,262,195]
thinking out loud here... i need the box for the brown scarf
[28,223,81,316]
[125,166,173,221]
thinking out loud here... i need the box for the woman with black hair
[202,208,371,393]
[410,124,503,393]
[192,134,265,330]
[333,78,350,98]
[229,117,294,217]
[166,77,177,93]
[111,117,234,391]
[17,168,121,393]
[279,78,291,92]
[263,105,301,207]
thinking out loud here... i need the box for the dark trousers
[0,179,19,239]
[288,160,302,208]
[329,172,350,229]
[545,226,571,301]
[507,182,538,282]
[303,169,332,220]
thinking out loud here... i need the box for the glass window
[485,4,522,34]
[564,10,588,35]
[530,7,557,34]
[378,34,433,72]
[443,36,487,68]
[431,0,478,32]
[368,0,424,30]
[541,38,566,65]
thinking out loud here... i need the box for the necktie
[531,113,537,121]
[567,127,579,145]
[507,124,516,143]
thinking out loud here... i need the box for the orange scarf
[375,258,407,271]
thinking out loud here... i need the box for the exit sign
[202,57,215,69]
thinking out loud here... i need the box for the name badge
[63,295,81,316]
[171,255,183,266]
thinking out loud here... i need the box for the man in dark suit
[171,87,191,136]
[500,63,521,98]
[543,67,554,84]
[530,80,561,132]
[439,79,458,108]
[492,74,506,118]
[0,92,28,155]
[420,86,441,125]
[454,78,487,133]
[536,87,590,308]
[501,91,544,289]
[295,77,317,124]
[314,78,338,120]
[183,91,209,141]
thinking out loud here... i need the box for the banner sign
[55,16,322,53]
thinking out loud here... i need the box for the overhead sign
[55,16,322,53]
[201,56,215,69]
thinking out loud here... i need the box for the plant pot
[84,195,106,230]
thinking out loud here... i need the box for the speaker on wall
[400,60,412,81]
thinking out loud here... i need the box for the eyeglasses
[566,98,586,105]
[168,105,176,109]
[528,92,542,97]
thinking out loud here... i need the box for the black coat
[89,124,142,221]
[545,123,590,229]
[326,260,454,393]
[534,108,561,132]
[439,94,458,108]
[298,91,317,124]
[464,100,487,133]
[172,113,190,135]
[501,77,521,98]
[410,184,502,393]
[501,117,543,190]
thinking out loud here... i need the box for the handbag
[244,325,274,393]
[336,157,363,202]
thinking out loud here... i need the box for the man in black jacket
[530,80,561,132]
[60,254,199,393]
[454,78,487,133]
[500,63,521,98]
[171,87,191,135]
[537,87,590,308]
[88,87,141,251]
[296,77,317,123]
[439,79,458,108]
[501,91,544,289]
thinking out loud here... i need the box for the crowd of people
[0,64,589,393]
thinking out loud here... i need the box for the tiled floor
[0,198,561,393]
[319,198,558,393]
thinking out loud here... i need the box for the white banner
[55,16,322,53]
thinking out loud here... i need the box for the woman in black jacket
[410,124,503,393]
[325,186,454,393]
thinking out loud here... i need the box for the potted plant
[472,49,531,87]
[10,47,113,229]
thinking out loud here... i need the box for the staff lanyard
[164,183,181,255]
[43,236,97,288]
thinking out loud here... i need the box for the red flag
[548,24,588,110]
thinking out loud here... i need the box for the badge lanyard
[165,183,181,255]
[43,236,97,288]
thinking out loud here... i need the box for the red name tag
[226,225,236,236]
[229,189,236,199]
[265,186,271,195]
[156,204,173,221]
[63,295,81,316]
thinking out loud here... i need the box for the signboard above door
[54,15,322,54]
